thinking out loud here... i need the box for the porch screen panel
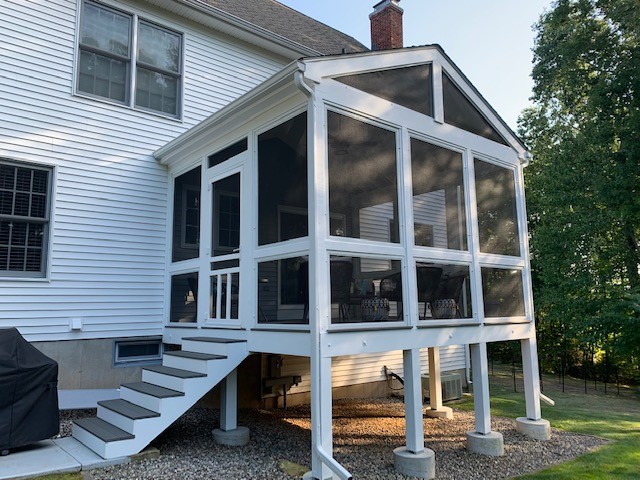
[481,267,525,317]
[474,160,520,256]
[414,262,472,320]
[257,257,309,325]
[328,112,399,243]
[170,272,198,323]
[442,72,507,145]
[211,173,240,257]
[258,113,307,246]
[329,255,403,324]
[411,139,467,250]
[335,64,433,117]
[172,167,201,262]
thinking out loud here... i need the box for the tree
[520,0,640,382]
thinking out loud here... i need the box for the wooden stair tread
[182,337,246,343]
[98,399,160,419]
[121,382,184,398]
[164,351,226,361]
[144,365,206,379]
[74,417,134,442]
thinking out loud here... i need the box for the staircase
[72,337,248,459]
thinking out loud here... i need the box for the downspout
[294,66,353,480]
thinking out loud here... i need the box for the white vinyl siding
[0,0,285,341]
[281,346,466,394]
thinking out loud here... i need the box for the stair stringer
[73,342,248,459]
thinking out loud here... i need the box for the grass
[457,368,640,479]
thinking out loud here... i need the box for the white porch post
[393,348,435,479]
[470,342,491,434]
[213,367,249,446]
[466,342,503,456]
[425,347,453,419]
[403,348,424,453]
[220,368,237,431]
[516,336,551,440]
[310,354,333,480]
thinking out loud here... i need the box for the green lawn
[457,373,640,479]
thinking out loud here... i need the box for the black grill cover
[0,328,59,450]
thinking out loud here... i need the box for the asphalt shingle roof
[199,0,368,55]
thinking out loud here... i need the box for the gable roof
[198,0,368,55]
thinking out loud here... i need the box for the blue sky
[279,0,554,130]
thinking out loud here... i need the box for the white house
[1,1,549,478]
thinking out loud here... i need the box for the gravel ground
[61,398,606,480]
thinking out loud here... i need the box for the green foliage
[520,0,640,383]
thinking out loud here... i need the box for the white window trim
[74,0,184,120]
[113,338,163,366]
[0,158,54,280]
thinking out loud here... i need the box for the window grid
[77,1,182,117]
[0,161,51,277]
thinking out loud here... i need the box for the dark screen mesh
[335,64,433,117]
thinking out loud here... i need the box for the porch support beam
[516,336,551,440]
[425,347,453,419]
[466,342,503,456]
[213,368,249,446]
[393,348,435,479]
[220,368,237,431]
[403,348,424,453]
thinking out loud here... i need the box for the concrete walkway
[0,438,128,480]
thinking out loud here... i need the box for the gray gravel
[62,398,606,479]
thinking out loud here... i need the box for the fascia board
[155,62,303,164]
[302,46,440,82]
[145,0,320,59]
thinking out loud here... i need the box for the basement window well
[114,338,162,366]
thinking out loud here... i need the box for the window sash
[77,1,182,117]
[0,160,51,277]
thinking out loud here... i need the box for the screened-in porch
[160,48,529,334]
[156,45,546,480]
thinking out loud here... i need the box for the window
[0,159,52,278]
[114,338,162,366]
[77,1,182,117]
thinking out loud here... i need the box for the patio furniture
[330,260,353,322]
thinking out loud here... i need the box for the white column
[521,337,542,420]
[428,347,443,411]
[220,368,238,431]
[403,348,425,453]
[310,355,333,480]
[470,342,491,434]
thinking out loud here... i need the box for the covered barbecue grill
[0,328,59,454]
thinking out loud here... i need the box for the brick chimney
[370,0,404,51]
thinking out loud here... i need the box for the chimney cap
[372,0,402,15]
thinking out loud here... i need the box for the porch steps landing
[72,336,248,459]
